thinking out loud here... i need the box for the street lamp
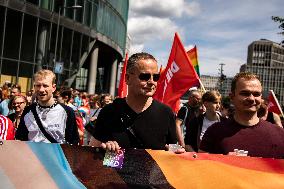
[54,5,82,68]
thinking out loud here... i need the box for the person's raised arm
[175,119,185,147]
[273,113,283,128]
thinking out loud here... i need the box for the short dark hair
[126,52,157,73]
[231,72,260,93]
[11,84,21,93]
[60,88,73,102]
[188,89,201,98]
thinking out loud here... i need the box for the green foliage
[272,16,284,44]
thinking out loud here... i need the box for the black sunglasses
[138,73,160,82]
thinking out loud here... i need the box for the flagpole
[270,90,284,118]
[198,78,206,93]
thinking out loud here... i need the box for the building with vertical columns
[200,75,219,91]
[240,39,284,105]
[199,75,232,97]
[0,0,129,96]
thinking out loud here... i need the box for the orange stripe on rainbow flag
[147,150,284,189]
[187,45,200,76]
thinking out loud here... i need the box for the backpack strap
[182,105,189,124]
[31,105,57,143]
[117,98,145,148]
[91,108,100,118]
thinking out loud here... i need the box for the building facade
[200,75,219,91]
[241,39,284,105]
[0,0,129,95]
[200,75,232,97]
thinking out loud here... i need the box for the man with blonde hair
[16,69,79,144]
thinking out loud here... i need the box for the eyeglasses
[13,101,25,106]
[137,73,160,82]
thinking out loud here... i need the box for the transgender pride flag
[0,141,86,189]
[1,141,284,188]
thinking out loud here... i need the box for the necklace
[36,102,57,121]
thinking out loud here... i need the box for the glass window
[21,14,37,62]
[35,20,52,69]
[61,27,73,71]
[75,0,83,23]
[91,2,98,29]
[84,1,92,26]
[18,62,34,78]
[0,7,5,56]
[71,32,81,70]
[2,59,18,76]
[81,35,90,58]
[65,0,75,19]
[3,9,22,59]
[26,0,39,6]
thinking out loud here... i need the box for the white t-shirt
[24,104,68,143]
[200,117,219,140]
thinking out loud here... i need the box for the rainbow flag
[187,45,200,76]
[1,141,284,188]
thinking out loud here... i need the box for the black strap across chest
[31,105,57,143]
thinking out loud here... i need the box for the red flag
[159,65,166,75]
[154,33,200,113]
[118,53,128,98]
[268,90,283,115]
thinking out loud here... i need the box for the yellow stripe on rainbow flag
[187,45,200,76]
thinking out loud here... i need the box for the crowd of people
[0,70,114,145]
[0,52,284,159]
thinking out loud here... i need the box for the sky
[127,0,284,77]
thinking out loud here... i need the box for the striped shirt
[0,114,15,140]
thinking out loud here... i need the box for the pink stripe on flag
[0,140,58,189]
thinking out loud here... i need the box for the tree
[272,16,284,44]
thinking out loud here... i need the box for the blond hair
[231,72,260,93]
[33,69,56,84]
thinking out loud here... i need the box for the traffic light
[220,74,226,81]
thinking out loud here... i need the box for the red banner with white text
[154,33,200,113]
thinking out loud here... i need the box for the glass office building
[0,0,129,95]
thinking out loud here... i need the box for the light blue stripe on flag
[0,169,15,189]
[28,142,86,189]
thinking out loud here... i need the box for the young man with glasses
[200,72,284,158]
[90,52,184,152]
[15,69,79,144]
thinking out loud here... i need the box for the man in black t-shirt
[90,53,185,152]
[175,89,202,147]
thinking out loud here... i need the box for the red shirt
[0,115,15,140]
